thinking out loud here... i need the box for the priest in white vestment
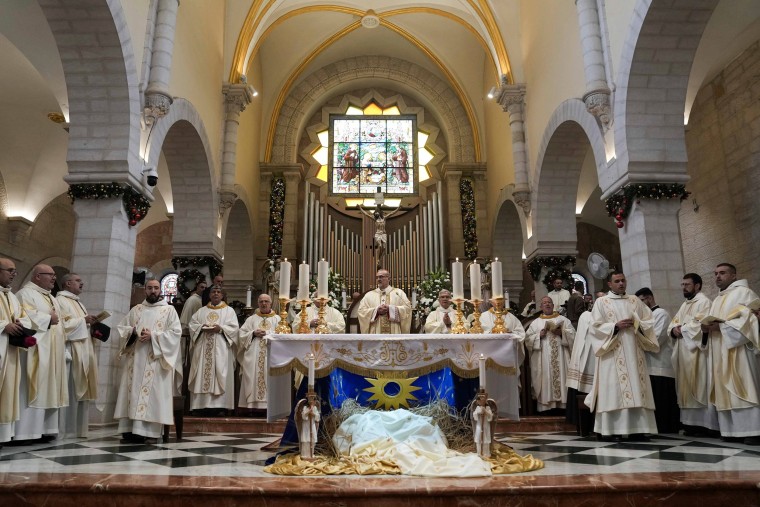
[188,286,239,412]
[238,293,280,410]
[566,292,605,426]
[667,273,717,434]
[15,264,68,441]
[179,280,206,370]
[548,278,570,314]
[0,258,32,444]
[56,274,99,438]
[292,298,345,334]
[525,297,575,411]
[115,279,181,442]
[585,272,659,439]
[358,269,412,334]
[424,290,466,334]
[703,263,760,442]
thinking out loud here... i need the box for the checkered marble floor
[2,428,760,478]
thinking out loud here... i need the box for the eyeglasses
[0,268,17,274]
[38,272,56,277]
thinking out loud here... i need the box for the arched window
[571,273,588,294]
[160,273,179,301]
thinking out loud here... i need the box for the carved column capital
[223,83,255,115]
[583,88,612,130]
[143,92,173,126]
[218,189,238,218]
[512,190,532,216]
[496,82,526,114]
[7,217,33,246]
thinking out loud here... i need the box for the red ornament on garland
[616,220,624,228]
[615,214,623,221]
[129,219,137,226]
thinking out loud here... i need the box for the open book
[94,310,111,323]
[699,315,725,325]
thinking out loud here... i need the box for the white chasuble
[0,287,31,442]
[357,287,412,334]
[567,311,595,393]
[114,300,181,437]
[238,310,280,409]
[424,307,460,334]
[480,309,526,368]
[292,305,346,334]
[56,291,97,401]
[706,280,760,437]
[188,303,239,410]
[526,313,575,411]
[585,293,659,436]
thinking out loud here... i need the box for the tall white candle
[308,353,315,388]
[278,258,291,299]
[491,258,503,296]
[341,289,347,310]
[297,261,310,300]
[479,354,487,390]
[452,258,464,300]
[317,259,329,298]
[504,290,510,308]
[470,262,481,300]
[411,287,417,308]
[245,285,252,308]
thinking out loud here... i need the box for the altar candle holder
[469,298,484,334]
[314,297,330,334]
[489,296,508,334]
[451,298,468,334]
[275,297,292,334]
[297,299,311,334]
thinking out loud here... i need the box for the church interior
[2,0,760,504]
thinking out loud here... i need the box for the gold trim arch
[268,55,476,165]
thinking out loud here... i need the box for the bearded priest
[358,269,411,334]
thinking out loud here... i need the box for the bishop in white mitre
[585,272,659,438]
[424,290,466,334]
[188,286,239,412]
[114,279,181,441]
[56,274,99,438]
[526,297,575,411]
[15,264,68,441]
[238,293,280,410]
[0,258,32,444]
[357,269,411,334]
[667,274,717,433]
[292,298,346,334]
[703,264,760,441]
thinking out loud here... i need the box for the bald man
[357,269,411,334]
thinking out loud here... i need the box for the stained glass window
[329,114,417,197]
[161,273,178,300]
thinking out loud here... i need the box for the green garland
[541,267,574,292]
[267,177,286,259]
[459,178,478,259]
[605,183,689,228]
[177,268,205,300]
[68,182,150,227]
[527,256,576,281]
[172,256,223,278]
[418,269,452,317]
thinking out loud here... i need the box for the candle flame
[480,353,484,359]
[495,257,498,262]
[456,257,459,262]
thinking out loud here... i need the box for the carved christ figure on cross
[359,204,401,267]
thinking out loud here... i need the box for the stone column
[69,198,137,424]
[618,198,685,313]
[219,84,256,216]
[441,163,488,260]
[575,0,611,129]
[257,164,302,269]
[144,0,180,124]
[496,83,531,215]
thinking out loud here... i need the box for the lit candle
[245,285,252,308]
[317,259,329,299]
[452,258,464,300]
[479,353,487,390]
[297,261,310,301]
[308,353,315,388]
[470,262,481,300]
[491,258,503,297]
[341,289,347,310]
[278,258,291,299]
[411,287,417,308]
[504,290,510,308]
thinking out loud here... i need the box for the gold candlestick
[297,299,311,334]
[451,298,468,334]
[275,297,292,334]
[469,298,483,334]
[489,296,508,334]
[315,297,330,334]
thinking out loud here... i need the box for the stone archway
[491,194,525,302]
[222,194,255,302]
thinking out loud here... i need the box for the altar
[266,333,522,422]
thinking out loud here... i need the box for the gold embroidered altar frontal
[266,334,522,422]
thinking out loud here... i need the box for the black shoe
[721,436,744,443]
[597,434,622,442]
[39,435,56,443]
[627,433,651,442]
[744,436,760,445]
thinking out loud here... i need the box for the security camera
[142,166,158,187]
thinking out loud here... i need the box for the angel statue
[470,392,496,458]
[358,204,401,267]
[295,392,321,460]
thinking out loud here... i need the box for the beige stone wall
[683,40,760,297]
[134,219,173,271]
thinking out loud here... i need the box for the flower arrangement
[68,182,150,227]
[605,183,689,228]
[267,177,286,259]
[417,269,452,316]
[307,269,345,309]
[459,178,478,259]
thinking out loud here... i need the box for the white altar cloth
[266,333,521,422]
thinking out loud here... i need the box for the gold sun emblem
[363,375,422,410]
